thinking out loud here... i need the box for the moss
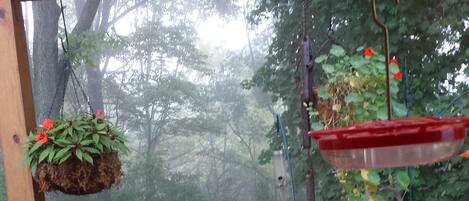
[36,152,122,195]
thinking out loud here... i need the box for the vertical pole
[301,0,312,149]
[403,59,413,201]
[277,115,296,201]
[301,38,312,149]
[301,0,316,200]
[0,0,44,201]
[306,169,315,201]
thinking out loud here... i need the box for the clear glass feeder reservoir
[310,117,469,169]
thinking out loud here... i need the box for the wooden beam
[0,0,44,201]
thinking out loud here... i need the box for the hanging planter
[307,0,469,170]
[308,45,469,169]
[24,111,128,195]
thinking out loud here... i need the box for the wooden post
[0,0,44,201]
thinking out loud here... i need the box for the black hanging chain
[60,0,94,114]
[46,0,95,118]
[59,0,70,51]
[71,69,95,114]
[46,63,69,118]
[70,69,83,114]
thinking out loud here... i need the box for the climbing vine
[308,45,410,201]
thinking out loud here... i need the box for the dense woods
[0,0,468,201]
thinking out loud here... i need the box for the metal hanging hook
[370,0,398,120]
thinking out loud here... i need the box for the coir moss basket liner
[36,152,122,195]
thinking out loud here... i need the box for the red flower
[42,118,54,130]
[364,47,375,59]
[96,109,105,119]
[35,131,48,144]
[393,72,403,81]
[390,56,399,66]
[460,150,469,158]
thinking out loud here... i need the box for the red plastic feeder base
[309,117,469,169]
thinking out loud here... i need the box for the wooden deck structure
[0,0,45,200]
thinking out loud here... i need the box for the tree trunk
[86,59,104,111]
[86,0,112,112]
[72,0,101,34]
[32,0,61,121]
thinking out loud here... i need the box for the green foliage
[250,0,468,200]
[313,46,406,129]
[23,114,128,174]
[66,31,123,68]
[311,46,409,200]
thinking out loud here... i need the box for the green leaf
[396,171,410,190]
[29,141,43,154]
[80,140,94,146]
[345,92,362,103]
[59,153,71,164]
[97,143,104,152]
[393,102,407,117]
[31,161,38,175]
[314,54,328,63]
[311,122,324,130]
[92,134,100,145]
[82,152,94,165]
[66,127,74,136]
[375,55,385,62]
[48,148,56,162]
[54,139,72,146]
[322,64,335,74]
[78,133,85,141]
[96,123,106,130]
[330,44,346,57]
[317,88,330,99]
[377,107,389,120]
[391,82,399,94]
[366,171,381,186]
[54,146,72,161]
[351,57,368,68]
[100,136,113,149]
[49,123,68,133]
[115,142,129,153]
[74,126,85,133]
[38,146,52,163]
[390,64,400,73]
[75,149,84,161]
[83,147,100,154]
[376,63,385,70]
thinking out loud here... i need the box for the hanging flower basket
[24,111,128,195]
[308,45,469,169]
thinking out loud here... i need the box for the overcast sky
[21,1,250,52]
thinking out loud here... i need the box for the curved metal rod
[371,0,396,120]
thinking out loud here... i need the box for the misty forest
[0,0,468,201]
